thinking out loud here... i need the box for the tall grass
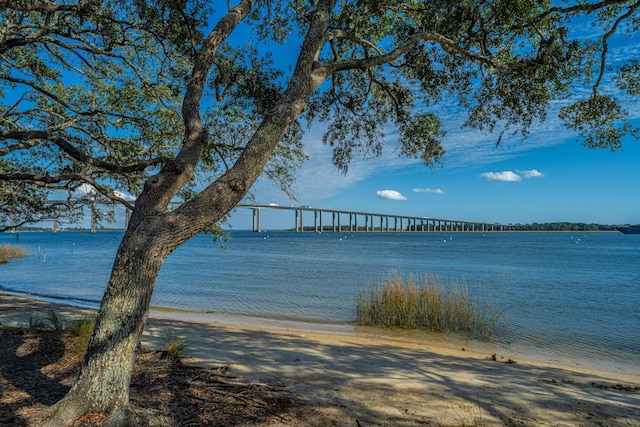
[355,271,501,339]
[0,244,27,264]
[25,314,46,331]
[46,310,66,331]
[67,315,97,354]
[163,328,187,360]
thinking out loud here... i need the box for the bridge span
[33,201,512,233]
[239,204,513,233]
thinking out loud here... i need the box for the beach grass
[0,244,27,264]
[21,310,97,354]
[163,328,187,360]
[67,315,97,354]
[46,309,66,331]
[25,314,46,331]
[355,271,501,339]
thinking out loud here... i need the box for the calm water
[1,230,639,372]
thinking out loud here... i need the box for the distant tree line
[511,223,619,231]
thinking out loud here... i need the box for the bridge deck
[239,204,512,233]
[31,201,512,233]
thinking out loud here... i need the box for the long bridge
[240,204,513,233]
[31,201,513,233]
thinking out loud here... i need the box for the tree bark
[43,2,335,425]
[43,227,174,427]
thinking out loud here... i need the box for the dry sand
[1,293,638,426]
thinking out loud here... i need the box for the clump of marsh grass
[0,244,27,264]
[355,271,501,339]
[24,310,67,332]
[163,328,187,360]
[25,314,46,331]
[46,310,66,331]
[67,315,97,354]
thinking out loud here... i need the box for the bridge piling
[239,204,512,233]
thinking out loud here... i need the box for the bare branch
[79,176,136,210]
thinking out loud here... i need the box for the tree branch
[322,32,506,75]
[0,172,88,185]
[132,0,254,217]
[540,0,632,19]
[0,74,103,116]
[165,0,337,234]
[0,139,42,156]
[593,1,640,96]
[77,176,136,210]
[0,130,165,173]
[0,2,79,13]
[0,172,135,209]
[319,29,384,61]
[182,0,254,139]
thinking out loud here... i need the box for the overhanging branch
[0,172,135,209]
[593,1,640,95]
[1,129,165,173]
[541,0,632,19]
[322,32,506,75]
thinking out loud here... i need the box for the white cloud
[480,169,545,182]
[73,183,98,197]
[480,171,522,182]
[376,190,407,200]
[413,187,444,194]
[71,183,136,201]
[521,169,545,179]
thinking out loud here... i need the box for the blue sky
[227,112,640,230]
[224,14,640,230]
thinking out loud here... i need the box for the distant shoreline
[3,228,625,234]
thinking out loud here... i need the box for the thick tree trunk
[43,3,334,425]
[44,228,173,427]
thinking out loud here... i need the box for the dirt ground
[0,326,309,426]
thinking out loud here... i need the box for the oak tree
[1,1,638,425]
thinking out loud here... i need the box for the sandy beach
[1,293,638,426]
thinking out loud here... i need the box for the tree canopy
[1,1,639,425]
[1,0,638,231]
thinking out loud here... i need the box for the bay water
[1,230,638,373]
